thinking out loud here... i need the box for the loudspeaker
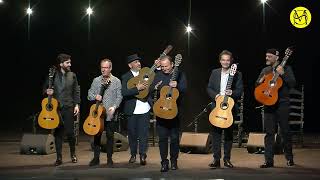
[90,131,129,152]
[179,132,212,154]
[20,133,56,155]
[246,132,283,154]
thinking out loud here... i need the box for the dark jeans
[127,112,150,156]
[54,106,76,159]
[92,121,115,158]
[264,102,293,163]
[156,118,180,163]
[211,125,233,161]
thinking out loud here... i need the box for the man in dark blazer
[256,48,296,168]
[207,50,243,169]
[121,54,150,166]
[44,53,80,166]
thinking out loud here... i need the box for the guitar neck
[226,74,234,91]
[272,55,289,81]
[170,66,179,82]
[149,63,158,73]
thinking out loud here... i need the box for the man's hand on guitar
[107,106,116,117]
[225,89,232,96]
[95,95,102,101]
[136,81,148,91]
[276,65,284,75]
[155,58,161,68]
[169,81,177,88]
[258,75,266,84]
[46,88,54,95]
[74,104,80,116]
[155,81,163,90]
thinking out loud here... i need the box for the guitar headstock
[101,77,111,86]
[229,64,237,76]
[285,46,294,57]
[49,66,56,78]
[162,45,173,56]
[174,54,182,67]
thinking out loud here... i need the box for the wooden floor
[0,135,320,180]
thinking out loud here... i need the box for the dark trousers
[127,112,150,156]
[211,125,233,161]
[54,106,76,159]
[264,102,293,163]
[157,119,180,163]
[92,121,115,159]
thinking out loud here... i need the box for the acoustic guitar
[209,64,238,128]
[38,67,60,129]
[153,54,182,119]
[83,78,111,136]
[254,47,293,105]
[127,45,173,100]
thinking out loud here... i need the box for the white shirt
[220,70,229,95]
[131,70,151,114]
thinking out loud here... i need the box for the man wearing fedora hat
[256,48,296,168]
[121,53,150,165]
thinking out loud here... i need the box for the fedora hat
[127,54,142,64]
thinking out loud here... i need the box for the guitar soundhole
[220,103,228,110]
[269,81,275,87]
[46,104,53,111]
[143,75,149,81]
[166,93,172,98]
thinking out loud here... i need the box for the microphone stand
[187,102,213,133]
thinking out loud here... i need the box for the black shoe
[160,161,169,172]
[223,160,234,168]
[107,158,114,167]
[89,158,100,166]
[260,162,274,168]
[171,161,178,170]
[287,159,295,166]
[140,154,147,165]
[54,158,62,166]
[129,155,136,163]
[71,154,78,163]
[208,159,221,168]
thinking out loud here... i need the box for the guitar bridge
[160,106,172,111]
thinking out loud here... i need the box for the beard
[62,66,71,72]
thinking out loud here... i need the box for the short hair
[100,58,112,68]
[219,50,233,63]
[57,53,71,64]
[160,55,173,63]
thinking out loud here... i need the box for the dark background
[0,0,318,134]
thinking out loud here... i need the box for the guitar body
[38,97,60,129]
[153,86,179,119]
[127,67,156,99]
[254,72,283,106]
[83,104,106,136]
[209,95,234,128]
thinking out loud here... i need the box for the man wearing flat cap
[44,53,80,166]
[255,48,296,168]
[121,53,150,166]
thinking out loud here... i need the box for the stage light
[86,7,93,15]
[186,25,192,33]
[0,0,4,4]
[260,0,267,4]
[26,7,33,15]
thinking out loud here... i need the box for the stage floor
[0,136,320,180]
